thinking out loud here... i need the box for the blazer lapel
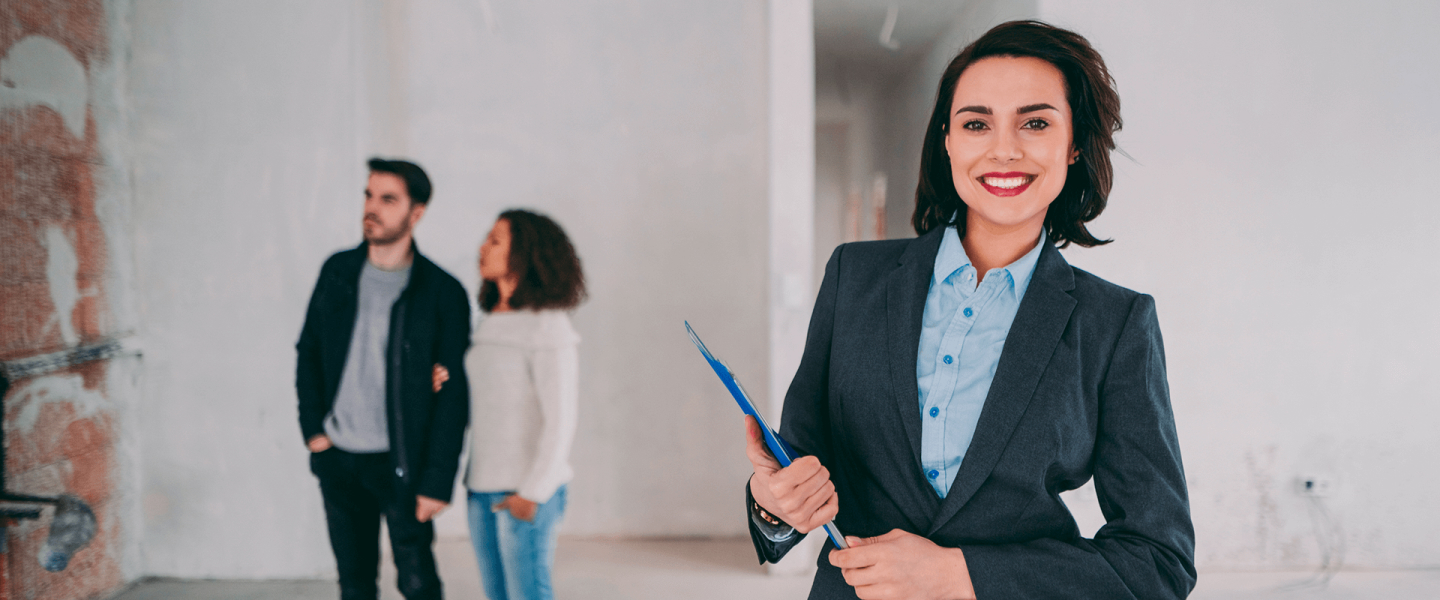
[886,228,945,471]
[927,241,1077,536]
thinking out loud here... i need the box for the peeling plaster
[6,374,107,435]
[44,225,82,347]
[0,36,89,139]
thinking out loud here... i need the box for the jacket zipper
[389,294,409,484]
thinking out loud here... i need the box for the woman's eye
[1022,118,1049,130]
[962,120,988,131]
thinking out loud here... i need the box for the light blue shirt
[917,227,1043,498]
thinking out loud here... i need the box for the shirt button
[963,307,974,318]
[929,407,939,418]
[943,355,953,365]
[927,470,939,479]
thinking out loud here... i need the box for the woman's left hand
[493,494,539,522]
[828,529,976,600]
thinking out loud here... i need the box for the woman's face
[479,218,512,282]
[945,56,1078,237]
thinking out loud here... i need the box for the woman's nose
[989,129,1023,163]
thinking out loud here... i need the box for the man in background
[296,158,470,600]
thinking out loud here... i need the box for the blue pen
[685,321,849,550]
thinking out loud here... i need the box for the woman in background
[434,208,585,600]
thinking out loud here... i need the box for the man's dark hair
[913,20,1121,248]
[480,209,587,313]
[367,157,433,205]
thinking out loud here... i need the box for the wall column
[767,0,822,577]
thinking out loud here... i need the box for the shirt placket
[922,269,979,496]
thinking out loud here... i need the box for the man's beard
[363,216,412,246]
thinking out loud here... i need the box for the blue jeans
[467,486,567,600]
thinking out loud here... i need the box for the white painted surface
[42,226,81,346]
[127,0,382,578]
[97,0,146,583]
[1036,0,1440,569]
[814,58,882,260]
[768,0,815,429]
[765,0,821,576]
[403,0,770,541]
[126,0,772,577]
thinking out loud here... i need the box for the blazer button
[396,467,405,478]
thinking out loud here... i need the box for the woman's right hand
[744,415,839,534]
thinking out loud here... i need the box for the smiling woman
[742,20,1194,600]
[915,21,1120,251]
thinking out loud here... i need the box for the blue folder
[685,321,849,549]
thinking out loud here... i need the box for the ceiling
[814,0,970,71]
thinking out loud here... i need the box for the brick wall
[1,1,125,599]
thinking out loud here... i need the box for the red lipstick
[978,172,1034,197]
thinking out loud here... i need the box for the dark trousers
[310,448,443,600]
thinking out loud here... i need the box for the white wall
[127,0,381,578]
[403,0,772,539]
[99,0,146,582]
[127,0,773,578]
[1038,0,1440,570]
[814,61,885,275]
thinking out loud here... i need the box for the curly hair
[480,209,587,313]
[913,20,1121,248]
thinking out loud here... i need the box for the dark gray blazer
[749,227,1196,599]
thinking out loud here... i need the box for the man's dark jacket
[296,241,471,503]
[750,228,1196,599]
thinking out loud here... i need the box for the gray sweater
[323,261,410,453]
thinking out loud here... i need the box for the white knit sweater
[464,310,580,503]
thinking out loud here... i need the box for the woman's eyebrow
[954,105,991,115]
[1018,103,1059,114]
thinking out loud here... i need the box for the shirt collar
[932,226,1046,296]
[932,227,971,285]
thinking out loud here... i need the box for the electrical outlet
[1298,475,1332,497]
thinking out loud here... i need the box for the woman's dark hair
[913,20,1120,248]
[480,209,587,313]
[368,157,433,205]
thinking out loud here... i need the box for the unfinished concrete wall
[399,0,773,539]
[124,0,773,578]
[814,62,884,276]
[1038,0,1440,570]
[0,0,140,598]
[124,0,383,579]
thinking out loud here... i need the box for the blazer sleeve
[295,261,330,444]
[416,279,473,502]
[960,294,1197,599]
[748,244,843,564]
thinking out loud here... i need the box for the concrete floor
[111,537,1440,599]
